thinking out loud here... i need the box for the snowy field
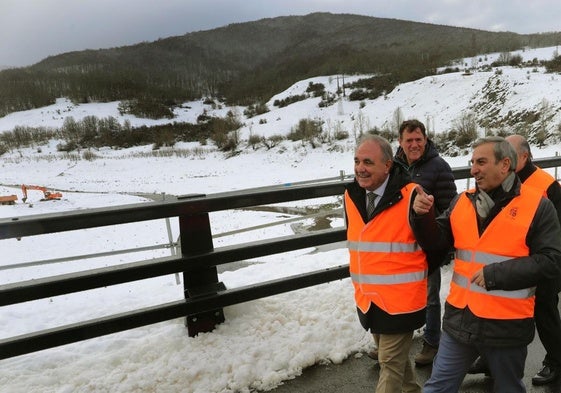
[1,46,561,392]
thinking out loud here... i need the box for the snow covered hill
[2,47,561,146]
[0,47,560,198]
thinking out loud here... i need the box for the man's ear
[502,158,512,173]
[385,160,393,174]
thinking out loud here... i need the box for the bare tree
[451,112,478,147]
[392,107,404,137]
[536,98,553,146]
[353,110,370,141]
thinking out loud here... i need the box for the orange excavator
[21,185,63,203]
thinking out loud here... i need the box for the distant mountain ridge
[0,12,560,117]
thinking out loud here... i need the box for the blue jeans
[424,269,441,347]
[424,331,527,393]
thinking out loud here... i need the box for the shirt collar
[370,175,389,197]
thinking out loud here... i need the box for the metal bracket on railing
[178,193,226,337]
[185,281,226,335]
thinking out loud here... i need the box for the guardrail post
[179,196,225,336]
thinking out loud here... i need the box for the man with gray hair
[345,134,441,392]
[469,134,561,385]
[411,136,561,392]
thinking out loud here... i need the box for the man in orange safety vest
[411,136,561,393]
[345,134,442,392]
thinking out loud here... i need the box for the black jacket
[345,163,441,334]
[410,176,561,347]
[395,139,457,269]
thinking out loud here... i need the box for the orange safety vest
[524,167,555,196]
[448,184,542,320]
[345,184,428,315]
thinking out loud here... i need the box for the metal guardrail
[0,156,560,359]
[0,179,349,359]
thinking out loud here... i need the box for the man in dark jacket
[469,134,561,385]
[345,134,441,392]
[410,136,561,393]
[393,119,457,366]
[508,134,561,385]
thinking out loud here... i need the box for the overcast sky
[1,0,560,67]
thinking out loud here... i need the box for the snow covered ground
[1,46,561,393]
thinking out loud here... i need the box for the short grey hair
[518,137,533,160]
[473,136,517,171]
[357,134,394,162]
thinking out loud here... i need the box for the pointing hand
[413,185,434,215]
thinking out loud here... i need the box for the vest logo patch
[509,207,518,219]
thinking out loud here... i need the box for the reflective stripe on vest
[451,269,535,300]
[448,185,542,320]
[347,240,421,253]
[455,249,514,265]
[345,183,428,315]
[351,270,427,285]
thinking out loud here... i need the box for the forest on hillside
[1,12,560,119]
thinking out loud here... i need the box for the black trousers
[535,282,561,367]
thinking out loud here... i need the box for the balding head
[505,134,532,172]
